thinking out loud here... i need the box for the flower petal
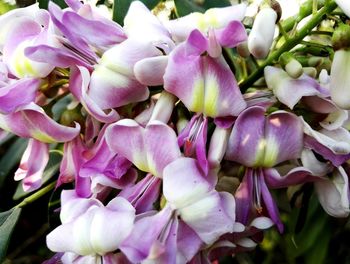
[106,119,180,177]
[315,166,350,217]
[14,139,49,192]
[265,66,330,110]
[0,103,80,143]
[0,78,40,114]
[69,66,120,123]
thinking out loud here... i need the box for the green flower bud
[332,23,350,51]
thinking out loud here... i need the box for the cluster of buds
[1,0,350,263]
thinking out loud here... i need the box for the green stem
[15,181,57,208]
[239,1,337,91]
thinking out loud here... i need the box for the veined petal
[62,11,125,47]
[123,1,173,47]
[165,3,247,42]
[164,33,246,117]
[315,166,350,217]
[25,45,93,70]
[0,78,40,114]
[215,20,247,48]
[47,196,135,255]
[3,16,56,78]
[88,39,161,109]
[179,191,235,244]
[264,167,316,189]
[234,168,253,225]
[0,103,80,143]
[120,206,174,263]
[302,118,350,166]
[163,158,212,209]
[106,119,180,177]
[14,139,49,192]
[225,106,265,167]
[69,66,120,123]
[264,110,303,166]
[259,174,283,232]
[265,66,330,110]
[226,106,303,167]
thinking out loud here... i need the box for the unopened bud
[279,52,303,78]
[285,60,303,78]
[308,56,324,67]
[248,7,277,59]
[302,67,317,78]
[332,23,350,51]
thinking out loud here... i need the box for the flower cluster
[1,0,350,263]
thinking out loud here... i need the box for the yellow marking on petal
[254,139,266,167]
[191,78,205,113]
[263,136,279,167]
[0,114,11,132]
[133,152,149,172]
[31,131,55,143]
[204,9,220,28]
[204,75,219,117]
[147,154,158,177]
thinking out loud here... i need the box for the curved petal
[69,66,120,123]
[62,11,125,47]
[120,206,173,263]
[47,197,135,255]
[0,78,40,114]
[106,119,180,177]
[88,39,159,109]
[0,103,80,143]
[315,166,350,217]
[264,167,317,188]
[215,20,247,48]
[25,44,93,69]
[165,3,247,42]
[123,1,173,47]
[330,50,350,109]
[265,66,330,110]
[225,106,265,167]
[134,56,168,86]
[14,139,49,192]
[226,106,303,167]
[164,32,246,117]
[234,168,253,225]
[179,191,235,244]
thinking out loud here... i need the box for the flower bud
[248,7,277,59]
[332,23,350,51]
[330,49,350,109]
[279,52,303,79]
[302,67,317,78]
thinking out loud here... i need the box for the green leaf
[113,0,162,25]
[0,138,28,189]
[0,208,22,263]
[13,151,62,200]
[174,0,231,17]
[37,0,67,10]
